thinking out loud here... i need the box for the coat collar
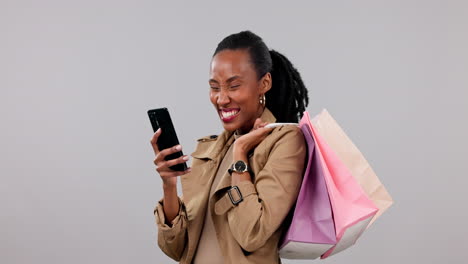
[191,107,277,160]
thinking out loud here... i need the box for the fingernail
[175,145,182,151]
[156,128,161,133]
[183,156,189,161]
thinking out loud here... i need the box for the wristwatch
[228,160,251,175]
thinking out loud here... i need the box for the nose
[217,89,230,106]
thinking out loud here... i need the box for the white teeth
[221,110,239,118]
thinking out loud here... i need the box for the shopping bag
[278,114,336,259]
[311,109,393,227]
[304,111,379,259]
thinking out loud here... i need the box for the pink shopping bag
[304,111,379,259]
[311,109,393,228]
[279,114,336,259]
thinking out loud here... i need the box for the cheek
[240,90,258,106]
[209,92,217,105]
[243,84,260,99]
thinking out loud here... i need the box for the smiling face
[209,49,271,134]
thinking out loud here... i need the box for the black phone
[148,107,188,171]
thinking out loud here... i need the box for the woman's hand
[151,128,190,225]
[150,128,191,187]
[233,118,274,155]
[231,118,273,185]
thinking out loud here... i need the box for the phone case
[148,107,188,171]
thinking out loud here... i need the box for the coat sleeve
[215,126,306,252]
[154,196,188,261]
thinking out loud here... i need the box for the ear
[259,72,272,94]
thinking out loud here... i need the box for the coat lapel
[180,129,235,262]
[180,129,233,221]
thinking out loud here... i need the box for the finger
[163,155,190,168]
[155,158,187,173]
[258,121,269,128]
[156,144,183,163]
[253,118,264,130]
[150,128,162,155]
[159,167,192,178]
[254,126,274,136]
[256,127,274,142]
[264,126,274,132]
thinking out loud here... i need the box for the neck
[235,106,265,135]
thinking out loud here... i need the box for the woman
[151,30,309,264]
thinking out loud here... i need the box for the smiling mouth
[219,108,240,122]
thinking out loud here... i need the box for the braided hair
[213,30,309,123]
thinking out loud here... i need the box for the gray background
[1,0,467,263]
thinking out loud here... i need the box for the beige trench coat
[154,108,306,264]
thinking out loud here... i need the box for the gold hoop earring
[259,94,266,107]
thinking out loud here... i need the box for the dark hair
[213,30,309,123]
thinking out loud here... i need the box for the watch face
[234,160,247,171]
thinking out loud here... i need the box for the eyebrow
[209,75,241,84]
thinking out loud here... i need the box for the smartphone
[148,107,188,171]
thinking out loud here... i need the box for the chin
[221,123,240,132]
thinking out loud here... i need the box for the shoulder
[191,133,223,159]
[268,125,304,143]
[260,125,305,156]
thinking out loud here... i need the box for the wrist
[233,146,248,161]
[233,152,248,163]
[162,180,177,191]
[231,172,251,185]
[233,141,248,155]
